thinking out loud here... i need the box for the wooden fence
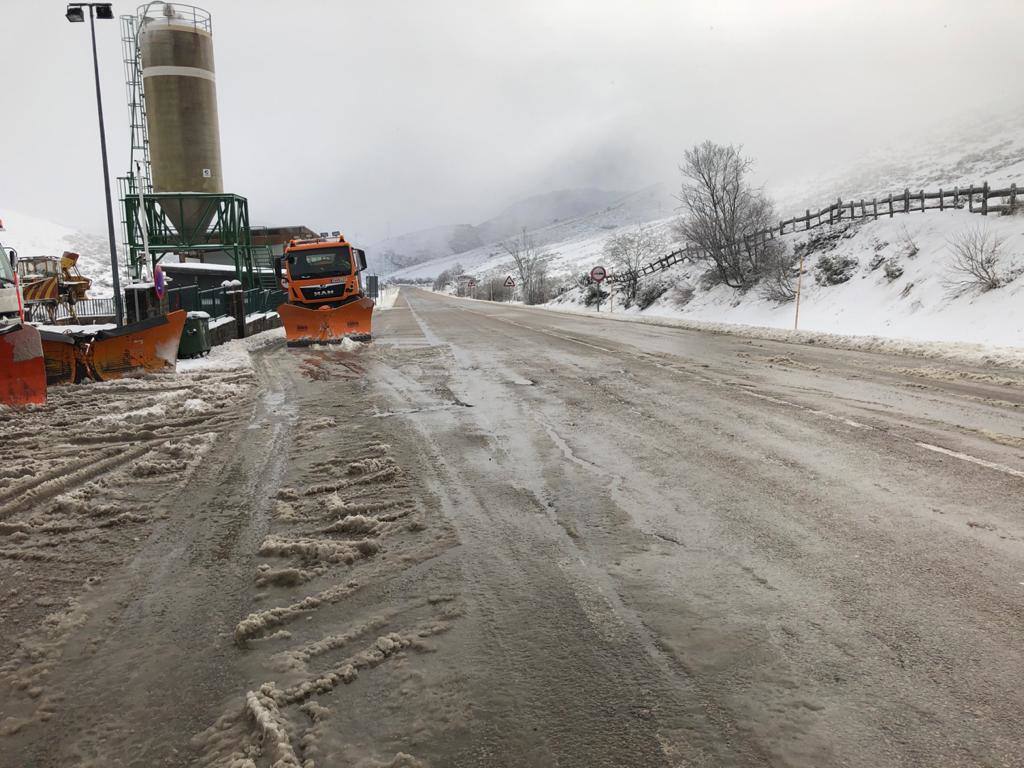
[607,181,1021,284]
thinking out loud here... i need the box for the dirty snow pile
[177,326,285,373]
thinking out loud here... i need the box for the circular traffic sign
[590,265,607,283]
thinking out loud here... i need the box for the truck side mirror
[355,249,367,272]
[5,248,16,268]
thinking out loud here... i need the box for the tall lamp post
[66,2,123,327]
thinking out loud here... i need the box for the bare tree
[502,230,552,304]
[944,226,1011,295]
[674,141,776,288]
[602,224,665,306]
[431,261,464,292]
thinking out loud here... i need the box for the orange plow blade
[89,310,186,381]
[278,299,374,346]
[0,322,46,406]
[39,330,80,385]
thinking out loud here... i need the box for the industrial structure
[117,2,277,298]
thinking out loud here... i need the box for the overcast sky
[2,0,1022,243]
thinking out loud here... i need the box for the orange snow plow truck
[275,233,374,346]
[0,241,46,405]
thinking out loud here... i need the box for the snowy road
[3,287,1024,767]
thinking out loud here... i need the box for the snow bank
[177,326,284,373]
[376,285,401,310]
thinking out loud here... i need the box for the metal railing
[243,288,286,316]
[137,3,212,34]
[165,284,198,313]
[26,298,117,325]
[197,286,228,318]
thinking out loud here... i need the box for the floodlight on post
[65,2,124,326]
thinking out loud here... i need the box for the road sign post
[504,275,515,303]
[590,265,607,312]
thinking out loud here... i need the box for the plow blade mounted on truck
[37,311,187,385]
[89,310,187,381]
[276,233,374,347]
[278,298,374,346]
[0,322,46,406]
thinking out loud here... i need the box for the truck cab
[277,234,369,309]
[274,233,375,345]
[0,243,21,321]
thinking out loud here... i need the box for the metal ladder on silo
[120,13,152,195]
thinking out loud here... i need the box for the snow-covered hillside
[774,109,1024,213]
[550,208,1024,348]
[0,210,114,297]
[389,184,676,280]
[372,186,670,276]
[398,110,1024,350]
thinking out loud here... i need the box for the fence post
[806,209,811,231]
[904,188,910,214]
[982,181,989,215]
[939,189,944,211]
[1011,183,1018,214]
[851,200,856,220]
[873,198,878,219]
[920,189,925,213]
[224,280,245,338]
[954,186,959,208]
[888,193,894,217]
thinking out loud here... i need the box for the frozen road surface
[2,287,1023,767]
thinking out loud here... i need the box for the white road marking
[915,442,1024,480]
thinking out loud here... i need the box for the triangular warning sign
[504,276,516,287]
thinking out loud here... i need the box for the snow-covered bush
[884,260,904,281]
[944,226,1013,295]
[814,254,859,285]
[898,224,920,258]
[583,284,609,307]
[636,279,670,310]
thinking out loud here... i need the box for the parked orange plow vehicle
[275,233,374,346]
[39,310,187,385]
[1,243,46,405]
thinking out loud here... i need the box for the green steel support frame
[119,177,260,289]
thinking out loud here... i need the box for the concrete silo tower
[138,3,223,232]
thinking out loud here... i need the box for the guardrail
[607,181,1022,284]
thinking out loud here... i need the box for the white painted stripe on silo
[142,66,216,82]
[141,21,212,37]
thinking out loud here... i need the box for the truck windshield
[289,247,352,280]
[0,249,14,284]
